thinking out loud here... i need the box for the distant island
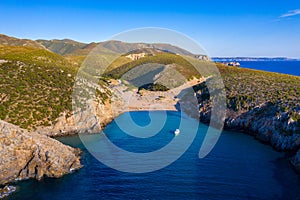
[212,57,300,62]
[0,33,300,198]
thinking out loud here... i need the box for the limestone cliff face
[200,102,300,150]
[199,101,300,171]
[35,99,114,137]
[0,120,82,185]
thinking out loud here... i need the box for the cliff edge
[0,120,82,186]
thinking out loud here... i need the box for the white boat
[174,129,180,135]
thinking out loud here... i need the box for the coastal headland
[0,34,299,196]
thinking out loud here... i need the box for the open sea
[7,111,300,200]
[238,61,300,76]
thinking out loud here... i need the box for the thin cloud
[280,9,300,18]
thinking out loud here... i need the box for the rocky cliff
[0,120,82,186]
[198,93,300,172]
[194,64,300,172]
[35,97,115,137]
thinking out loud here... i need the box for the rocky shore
[34,79,201,137]
[0,120,82,197]
[2,76,297,199]
[199,100,300,172]
[29,78,300,173]
[0,186,16,199]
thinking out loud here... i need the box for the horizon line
[1,32,299,59]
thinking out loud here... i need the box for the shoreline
[26,78,300,184]
[0,120,82,199]
[2,81,299,198]
[44,77,300,174]
[50,107,300,175]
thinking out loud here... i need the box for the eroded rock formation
[0,120,82,185]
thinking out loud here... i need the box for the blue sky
[1,0,300,58]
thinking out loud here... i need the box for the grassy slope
[106,55,300,125]
[36,39,87,55]
[0,34,45,49]
[0,41,299,130]
[217,63,300,124]
[0,45,77,129]
[104,53,202,79]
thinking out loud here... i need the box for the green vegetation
[105,52,300,126]
[0,34,44,49]
[95,86,111,104]
[104,53,202,79]
[36,39,87,55]
[106,56,132,72]
[0,45,77,129]
[138,83,169,92]
[216,64,300,113]
[0,33,299,130]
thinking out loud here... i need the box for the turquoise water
[8,111,300,199]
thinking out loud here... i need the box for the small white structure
[126,53,146,60]
[174,129,180,135]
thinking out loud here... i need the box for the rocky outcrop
[35,99,114,137]
[204,105,300,147]
[199,100,300,171]
[0,185,16,199]
[223,105,300,151]
[126,53,146,60]
[34,78,202,137]
[0,120,82,186]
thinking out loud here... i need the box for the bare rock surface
[0,120,82,186]
[35,79,203,137]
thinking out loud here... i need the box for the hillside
[0,34,210,68]
[35,37,196,57]
[36,39,87,55]
[105,52,203,80]
[1,34,191,56]
[0,34,299,140]
[217,64,300,115]
[36,39,196,56]
[195,64,300,151]
[105,50,300,135]
[98,40,194,56]
[0,34,45,49]
[0,45,77,129]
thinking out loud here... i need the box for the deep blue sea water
[238,61,300,76]
[7,111,300,200]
